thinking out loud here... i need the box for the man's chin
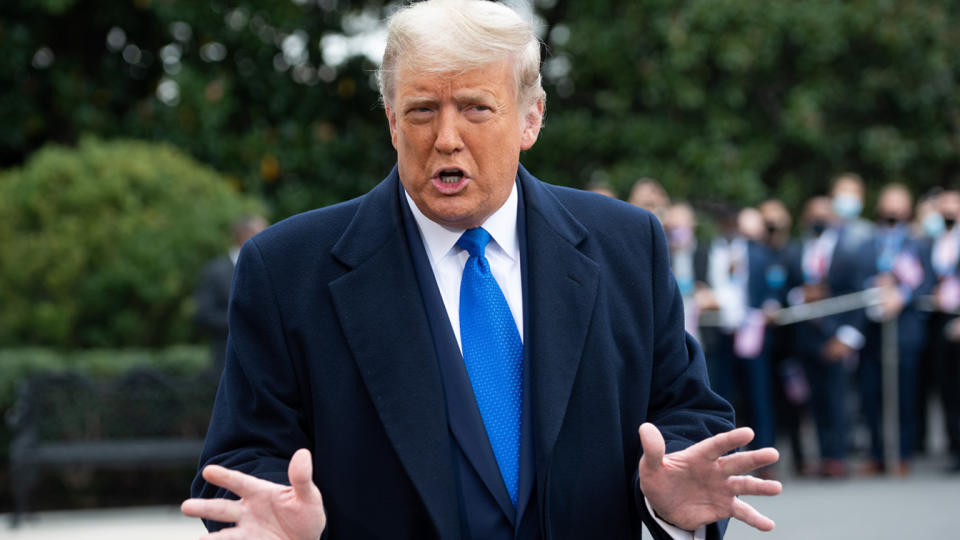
[423,204,488,230]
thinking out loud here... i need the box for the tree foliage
[2,0,396,219]
[0,138,263,348]
[529,0,960,210]
[3,0,960,217]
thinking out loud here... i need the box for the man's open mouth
[437,168,465,184]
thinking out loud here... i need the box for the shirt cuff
[787,286,805,307]
[644,496,706,540]
[762,299,782,312]
[836,324,865,350]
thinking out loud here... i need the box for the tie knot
[457,227,491,259]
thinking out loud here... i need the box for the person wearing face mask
[856,184,934,475]
[910,191,944,454]
[697,205,780,462]
[925,189,960,472]
[914,189,944,240]
[913,190,943,455]
[830,173,875,256]
[759,199,809,476]
[664,202,710,340]
[783,197,866,477]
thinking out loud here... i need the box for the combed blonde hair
[378,0,546,109]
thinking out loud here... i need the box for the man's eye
[465,105,494,119]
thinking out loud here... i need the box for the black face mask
[809,221,827,237]
[878,215,899,227]
[765,222,779,237]
[945,217,957,230]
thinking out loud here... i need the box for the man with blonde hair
[183,1,779,538]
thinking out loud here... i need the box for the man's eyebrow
[399,95,438,108]
[453,90,497,103]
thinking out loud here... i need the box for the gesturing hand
[181,448,326,540]
[637,423,781,533]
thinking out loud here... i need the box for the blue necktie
[458,227,523,507]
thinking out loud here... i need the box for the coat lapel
[328,169,460,539]
[517,167,601,469]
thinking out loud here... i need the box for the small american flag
[938,276,960,313]
[893,252,924,290]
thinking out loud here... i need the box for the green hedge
[0,345,212,511]
[0,137,265,348]
[0,345,211,413]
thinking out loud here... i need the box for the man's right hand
[803,283,829,303]
[181,448,326,540]
[822,337,853,362]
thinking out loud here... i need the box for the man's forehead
[833,179,864,195]
[398,83,501,101]
[394,61,513,96]
[941,192,960,208]
[807,199,833,214]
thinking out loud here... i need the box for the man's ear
[519,98,544,151]
[385,103,399,150]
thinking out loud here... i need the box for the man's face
[386,59,542,229]
[876,189,912,223]
[940,192,960,226]
[630,183,668,211]
[803,198,834,229]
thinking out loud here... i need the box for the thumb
[638,423,666,473]
[288,448,320,503]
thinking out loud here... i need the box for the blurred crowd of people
[588,174,960,478]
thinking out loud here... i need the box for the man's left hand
[638,423,781,532]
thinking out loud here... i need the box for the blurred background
[1,0,959,536]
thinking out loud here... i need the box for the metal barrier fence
[698,288,959,472]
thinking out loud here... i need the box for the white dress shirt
[404,184,523,350]
[404,183,701,540]
[707,236,749,331]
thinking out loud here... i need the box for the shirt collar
[404,180,519,263]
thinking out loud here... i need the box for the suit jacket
[192,165,735,539]
[784,228,864,359]
[748,241,779,310]
[696,237,775,357]
[856,229,934,354]
[194,254,234,374]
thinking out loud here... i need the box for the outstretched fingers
[202,464,272,499]
[719,447,780,476]
[726,474,782,497]
[730,497,776,531]
[181,497,242,523]
[690,427,756,461]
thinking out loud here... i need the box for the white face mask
[832,194,862,219]
[923,212,945,238]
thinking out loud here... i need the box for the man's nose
[434,107,463,154]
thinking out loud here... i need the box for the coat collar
[329,166,460,539]
[515,165,600,471]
